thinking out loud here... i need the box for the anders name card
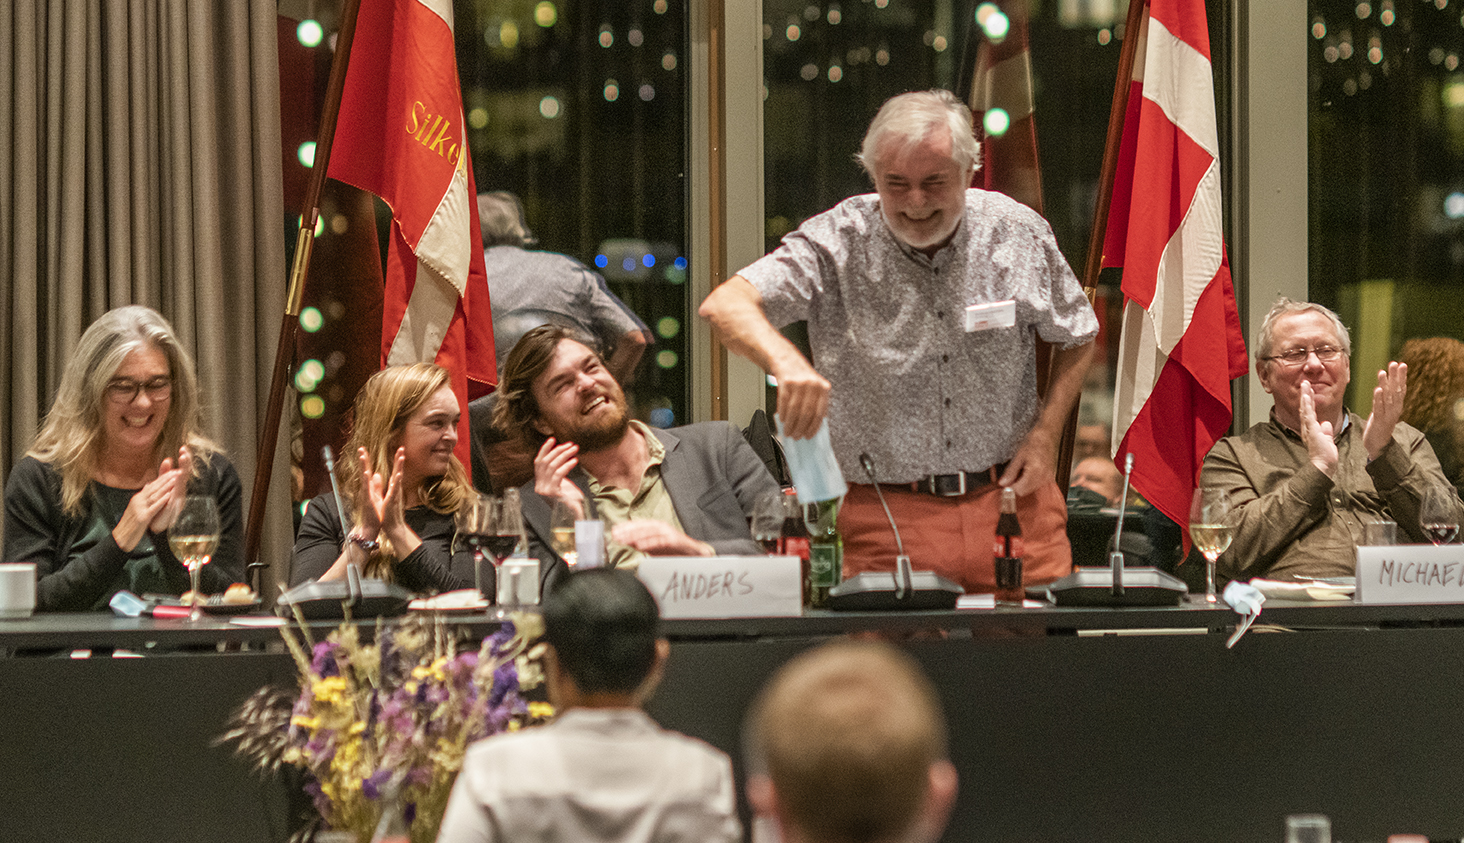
[1355,544,1464,604]
[636,556,802,619]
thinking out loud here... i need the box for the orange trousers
[840,480,1072,594]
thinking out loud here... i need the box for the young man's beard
[558,392,631,452]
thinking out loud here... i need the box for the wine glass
[750,489,784,554]
[1189,487,1233,605]
[549,499,580,568]
[454,491,496,600]
[492,488,528,615]
[169,495,221,622]
[1420,485,1460,545]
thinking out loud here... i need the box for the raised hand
[1300,380,1339,477]
[534,437,586,514]
[149,446,193,533]
[1363,361,1408,461]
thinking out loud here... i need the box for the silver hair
[1256,297,1352,368]
[477,191,535,248]
[27,305,217,515]
[856,89,981,178]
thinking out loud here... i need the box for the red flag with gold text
[327,0,495,470]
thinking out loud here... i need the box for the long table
[4,601,1464,843]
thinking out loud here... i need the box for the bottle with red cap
[994,487,1024,607]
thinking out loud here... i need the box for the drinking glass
[1189,487,1233,605]
[492,488,528,615]
[750,489,784,554]
[454,491,496,599]
[549,499,580,568]
[1420,485,1460,545]
[170,495,221,622]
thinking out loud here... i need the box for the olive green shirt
[588,421,686,570]
[1200,410,1461,582]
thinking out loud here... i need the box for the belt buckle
[933,473,966,497]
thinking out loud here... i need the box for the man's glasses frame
[1260,345,1344,367]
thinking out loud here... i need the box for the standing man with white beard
[700,89,1098,594]
[491,325,779,579]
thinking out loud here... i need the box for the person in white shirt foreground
[745,639,957,843]
[436,568,740,843]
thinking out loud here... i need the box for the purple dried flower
[311,641,340,678]
[362,768,392,801]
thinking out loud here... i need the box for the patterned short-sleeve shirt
[738,188,1098,483]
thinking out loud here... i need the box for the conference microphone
[1109,453,1135,595]
[860,452,913,598]
[1047,452,1188,607]
[825,453,963,611]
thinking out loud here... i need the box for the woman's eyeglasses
[105,376,173,404]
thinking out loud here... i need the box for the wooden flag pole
[1051,0,1150,489]
[1082,0,1149,294]
[244,0,365,589]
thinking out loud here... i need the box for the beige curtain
[0,0,293,582]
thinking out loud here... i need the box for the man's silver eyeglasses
[106,376,172,404]
[1261,345,1343,366]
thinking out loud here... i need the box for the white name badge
[965,299,1016,332]
[1355,544,1464,604]
[636,556,802,619]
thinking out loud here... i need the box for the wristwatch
[348,532,380,552]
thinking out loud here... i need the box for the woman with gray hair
[2,305,243,610]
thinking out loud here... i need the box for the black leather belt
[908,463,1007,497]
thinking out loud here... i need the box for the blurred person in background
[745,639,957,843]
[437,568,740,843]
[3,305,243,610]
[1398,336,1464,498]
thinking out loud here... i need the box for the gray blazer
[520,422,779,588]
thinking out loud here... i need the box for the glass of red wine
[488,488,528,615]
[1420,485,1460,545]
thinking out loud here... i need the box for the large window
[1308,0,1464,409]
[458,0,691,427]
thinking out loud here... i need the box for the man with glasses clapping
[1199,297,1462,583]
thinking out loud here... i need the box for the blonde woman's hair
[28,305,218,516]
[339,363,471,577]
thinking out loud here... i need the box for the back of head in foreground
[542,567,666,705]
[746,640,958,843]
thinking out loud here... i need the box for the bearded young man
[491,325,779,580]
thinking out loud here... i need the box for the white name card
[636,555,802,619]
[1355,544,1464,604]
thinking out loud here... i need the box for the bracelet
[348,532,380,552]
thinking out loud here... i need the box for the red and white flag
[967,0,1044,214]
[328,0,496,468]
[1103,0,1248,533]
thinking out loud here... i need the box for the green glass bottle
[804,497,842,609]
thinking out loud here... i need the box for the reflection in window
[458,1,688,426]
[1309,0,1464,411]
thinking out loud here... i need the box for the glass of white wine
[1189,487,1233,605]
[169,495,221,623]
[1420,485,1460,545]
[549,499,580,569]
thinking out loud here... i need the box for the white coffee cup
[0,562,37,619]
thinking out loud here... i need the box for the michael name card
[636,555,802,619]
[1355,544,1464,604]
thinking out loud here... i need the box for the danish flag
[1103,0,1248,534]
